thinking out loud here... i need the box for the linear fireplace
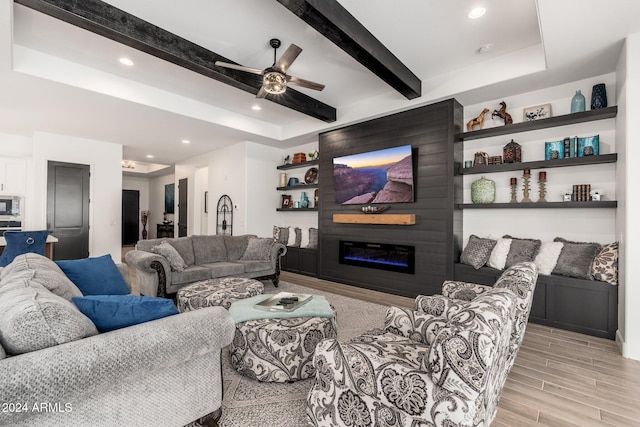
[339,240,415,274]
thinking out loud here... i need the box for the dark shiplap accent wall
[318,99,463,298]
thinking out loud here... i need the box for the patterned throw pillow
[151,241,187,272]
[552,237,601,280]
[460,235,497,269]
[503,235,541,268]
[591,241,618,285]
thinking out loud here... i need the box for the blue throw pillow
[56,254,129,296]
[0,230,49,267]
[72,295,179,332]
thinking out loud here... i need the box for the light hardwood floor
[282,271,640,427]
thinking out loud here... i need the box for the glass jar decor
[571,90,586,113]
[471,176,496,204]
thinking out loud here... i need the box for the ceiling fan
[215,39,325,98]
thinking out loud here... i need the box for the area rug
[218,281,389,427]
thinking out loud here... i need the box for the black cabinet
[454,263,618,339]
[157,223,174,238]
[282,246,317,276]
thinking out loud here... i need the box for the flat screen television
[333,145,414,204]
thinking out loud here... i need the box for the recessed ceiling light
[251,105,262,111]
[181,139,191,144]
[468,7,486,19]
[119,57,134,66]
[146,154,154,159]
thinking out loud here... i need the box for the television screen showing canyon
[333,145,414,204]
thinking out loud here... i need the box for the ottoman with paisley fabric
[176,277,264,312]
[228,294,337,383]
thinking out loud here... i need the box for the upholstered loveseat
[0,253,235,427]
[125,234,286,298]
[307,262,538,426]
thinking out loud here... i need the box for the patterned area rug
[218,281,389,427]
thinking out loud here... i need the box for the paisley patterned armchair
[306,262,538,427]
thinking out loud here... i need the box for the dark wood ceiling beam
[14,0,337,122]
[276,0,421,100]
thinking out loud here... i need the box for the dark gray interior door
[122,189,139,245]
[178,178,187,237]
[47,161,90,260]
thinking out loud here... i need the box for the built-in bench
[281,246,317,277]
[454,263,618,339]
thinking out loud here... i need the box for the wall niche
[318,99,463,298]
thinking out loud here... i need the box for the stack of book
[572,184,592,201]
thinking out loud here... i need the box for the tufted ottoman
[228,294,337,383]
[176,277,264,312]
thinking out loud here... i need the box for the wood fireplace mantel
[332,213,416,225]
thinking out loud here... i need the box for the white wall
[207,142,248,235]
[122,175,150,242]
[31,131,123,262]
[173,140,319,238]
[462,74,618,245]
[245,141,282,236]
[193,166,209,235]
[617,33,640,360]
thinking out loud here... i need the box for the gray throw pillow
[151,241,187,272]
[460,235,497,269]
[0,280,98,355]
[503,235,541,268]
[552,237,601,280]
[241,238,274,260]
[308,228,318,249]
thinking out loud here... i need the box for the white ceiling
[1,0,639,170]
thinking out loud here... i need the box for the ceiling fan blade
[256,86,269,98]
[287,75,325,91]
[274,44,302,73]
[215,61,263,75]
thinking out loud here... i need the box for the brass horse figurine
[492,101,513,125]
[466,108,490,131]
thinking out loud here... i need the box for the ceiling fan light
[263,71,287,94]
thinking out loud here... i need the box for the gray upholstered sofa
[0,253,235,427]
[307,262,538,426]
[125,234,287,298]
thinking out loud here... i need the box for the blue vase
[571,90,585,113]
[591,83,607,109]
[300,192,310,208]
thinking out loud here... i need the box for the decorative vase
[471,176,496,204]
[279,172,287,187]
[571,90,585,113]
[300,191,310,208]
[591,83,607,109]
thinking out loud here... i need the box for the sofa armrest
[441,280,493,301]
[384,306,448,345]
[271,242,287,260]
[125,249,169,274]
[0,307,235,425]
[125,250,171,297]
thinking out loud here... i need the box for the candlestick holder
[537,177,547,202]
[510,183,518,203]
[521,174,532,203]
